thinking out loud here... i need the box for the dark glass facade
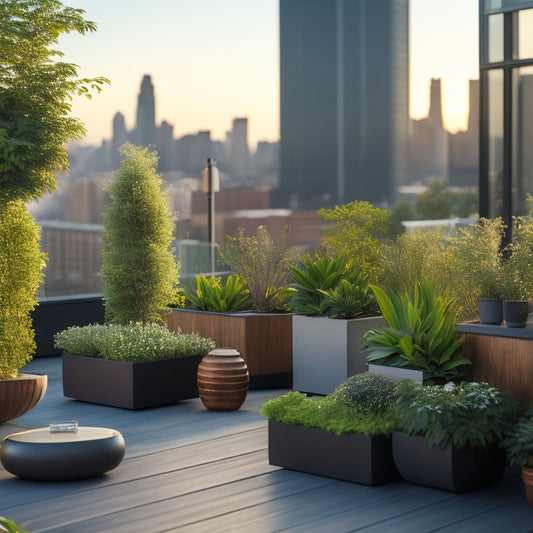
[277,0,409,211]
[480,0,533,237]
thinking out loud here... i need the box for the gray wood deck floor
[1,357,533,533]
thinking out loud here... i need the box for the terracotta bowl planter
[0,373,48,423]
[521,466,533,506]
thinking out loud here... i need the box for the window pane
[488,14,504,63]
[512,66,533,215]
[488,69,504,218]
[517,8,533,59]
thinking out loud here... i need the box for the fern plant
[362,280,471,381]
[180,275,250,312]
[396,380,518,450]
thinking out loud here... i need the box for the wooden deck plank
[2,357,533,533]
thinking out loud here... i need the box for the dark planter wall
[32,295,105,357]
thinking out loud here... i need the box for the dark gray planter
[292,315,385,395]
[268,419,400,486]
[392,431,506,493]
[478,298,503,325]
[503,300,529,328]
[62,354,203,409]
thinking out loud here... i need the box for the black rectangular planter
[392,431,506,493]
[62,354,203,410]
[268,419,400,486]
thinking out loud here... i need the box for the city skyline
[58,0,479,149]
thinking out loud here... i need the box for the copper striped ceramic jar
[197,348,249,411]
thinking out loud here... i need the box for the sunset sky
[58,0,479,149]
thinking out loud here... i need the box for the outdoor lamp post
[202,157,220,273]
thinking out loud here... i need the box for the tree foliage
[102,143,179,324]
[0,0,109,202]
[0,201,46,378]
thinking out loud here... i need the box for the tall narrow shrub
[0,201,46,378]
[102,143,179,324]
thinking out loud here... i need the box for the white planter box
[368,364,426,383]
[292,315,385,395]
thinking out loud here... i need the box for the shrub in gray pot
[393,380,519,492]
[289,254,384,395]
[362,280,471,384]
[263,372,400,485]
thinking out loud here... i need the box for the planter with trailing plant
[362,280,471,384]
[289,254,384,395]
[393,380,518,492]
[504,409,533,506]
[0,2,107,423]
[170,226,297,389]
[54,323,214,409]
[263,373,400,485]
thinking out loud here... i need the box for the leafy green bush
[504,409,533,468]
[332,373,397,413]
[54,323,215,362]
[180,274,250,312]
[362,280,470,381]
[220,226,299,312]
[317,200,390,284]
[261,391,398,437]
[396,380,518,449]
[101,143,179,325]
[0,201,46,378]
[289,254,374,318]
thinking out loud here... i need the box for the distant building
[277,0,409,210]
[409,78,449,184]
[227,118,250,185]
[134,74,157,148]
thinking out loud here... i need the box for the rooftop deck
[2,357,533,532]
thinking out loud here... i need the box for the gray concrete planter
[268,420,399,486]
[292,315,385,395]
[62,354,203,410]
[368,364,427,383]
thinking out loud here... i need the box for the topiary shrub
[101,143,179,324]
[0,201,46,378]
[332,372,397,413]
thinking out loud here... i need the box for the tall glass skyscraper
[277,0,409,211]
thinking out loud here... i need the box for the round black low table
[0,427,125,481]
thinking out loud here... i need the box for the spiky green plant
[180,274,250,312]
[362,280,471,381]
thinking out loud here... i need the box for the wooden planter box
[168,309,292,389]
[62,354,203,410]
[268,419,400,486]
[392,431,506,493]
[292,315,385,395]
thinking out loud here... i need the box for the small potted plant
[169,226,299,389]
[289,253,384,395]
[393,380,519,492]
[504,409,533,506]
[263,372,400,485]
[362,280,471,383]
[54,322,214,409]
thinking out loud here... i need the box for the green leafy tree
[415,180,455,220]
[318,200,390,283]
[0,0,109,202]
[0,201,46,378]
[102,143,179,324]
